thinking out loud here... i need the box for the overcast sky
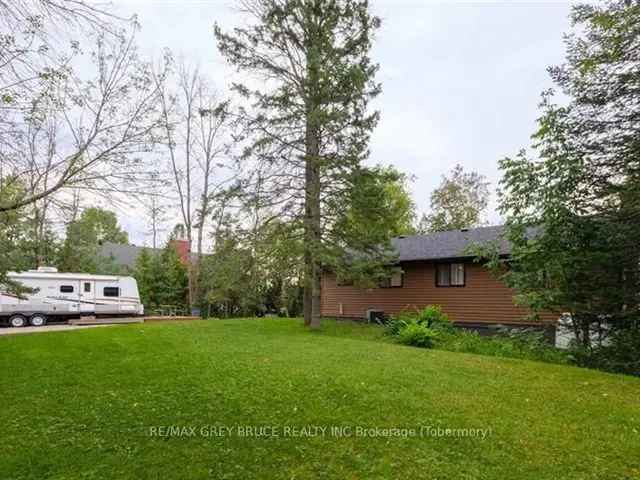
[111,0,573,245]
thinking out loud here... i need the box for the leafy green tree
[327,166,416,286]
[59,207,129,273]
[0,182,30,290]
[198,236,255,317]
[0,179,60,292]
[215,0,382,328]
[418,164,490,233]
[133,243,189,313]
[197,209,305,319]
[159,244,189,309]
[1,25,166,216]
[489,0,640,373]
[252,219,306,317]
[197,165,415,317]
[378,167,416,236]
[132,248,156,308]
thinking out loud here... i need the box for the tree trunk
[581,317,591,350]
[304,119,322,328]
[303,284,312,324]
[188,267,196,312]
[194,216,206,312]
[309,152,322,329]
[186,230,195,312]
[307,131,322,330]
[570,315,581,347]
[304,14,323,329]
[303,155,313,327]
[311,259,321,329]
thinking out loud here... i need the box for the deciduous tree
[58,207,128,273]
[1,12,164,214]
[153,61,233,309]
[0,1,158,285]
[489,0,640,374]
[417,164,490,233]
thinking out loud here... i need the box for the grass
[1,318,638,479]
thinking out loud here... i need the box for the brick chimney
[171,239,191,265]
[169,226,191,265]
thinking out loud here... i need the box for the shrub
[386,305,453,335]
[384,309,416,336]
[495,327,568,363]
[385,305,568,364]
[417,305,455,332]
[435,328,569,364]
[385,318,406,336]
[572,328,640,376]
[395,321,439,348]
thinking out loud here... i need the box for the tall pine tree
[215,0,382,328]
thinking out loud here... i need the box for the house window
[60,285,74,293]
[436,263,465,287]
[451,263,465,285]
[380,270,404,288]
[84,282,91,293]
[103,287,120,297]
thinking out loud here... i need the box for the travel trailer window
[60,285,74,293]
[103,287,120,297]
[84,282,91,293]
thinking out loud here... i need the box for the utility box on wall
[366,309,385,324]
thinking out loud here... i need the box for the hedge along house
[321,225,559,335]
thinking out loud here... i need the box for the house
[99,238,194,270]
[321,225,558,334]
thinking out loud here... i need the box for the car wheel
[9,315,27,328]
[29,314,47,327]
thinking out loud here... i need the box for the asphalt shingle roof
[391,225,510,262]
[99,242,150,267]
[101,226,510,267]
[100,242,201,267]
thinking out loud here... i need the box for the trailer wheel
[29,314,47,327]
[8,314,27,328]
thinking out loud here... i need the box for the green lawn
[1,318,638,479]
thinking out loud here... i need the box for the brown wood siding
[321,261,558,325]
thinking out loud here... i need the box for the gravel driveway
[0,324,114,336]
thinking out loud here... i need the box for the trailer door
[79,280,96,313]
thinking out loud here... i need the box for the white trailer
[0,267,144,327]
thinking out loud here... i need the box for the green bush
[384,310,414,336]
[435,329,569,364]
[572,328,640,376]
[395,321,439,348]
[386,305,453,336]
[385,306,568,364]
[418,305,455,332]
[385,317,409,336]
